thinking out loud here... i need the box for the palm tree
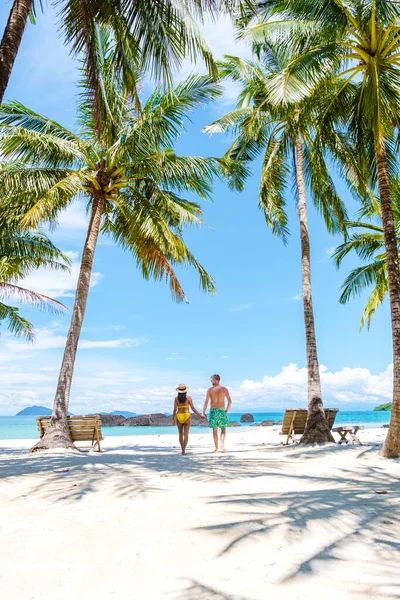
[0,30,243,452]
[0,225,69,339]
[0,0,33,104]
[0,0,239,105]
[244,0,400,457]
[333,184,400,330]
[205,54,348,443]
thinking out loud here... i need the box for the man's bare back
[207,385,230,409]
[202,375,232,453]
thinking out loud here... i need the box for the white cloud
[64,251,79,261]
[221,355,230,359]
[230,303,253,312]
[287,293,302,302]
[21,251,103,298]
[79,338,147,349]
[57,203,88,230]
[238,363,393,407]
[0,359,393,416]
[5,328,148,354]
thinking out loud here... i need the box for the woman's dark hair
[178,392,187,403]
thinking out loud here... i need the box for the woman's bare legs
[182,420,190,454]
[177,421,185,454]
[177,418,191,454]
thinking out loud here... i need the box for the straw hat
[176,383,189,393]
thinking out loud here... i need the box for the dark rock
[122,413,210,427]
[150,414,172,426]
[381,424,390,428]
[96,412,212,428]
[125,415,151,426]
[250,423,260,427]
[275,420,283,425]
[240,413,254,423]
[228,421,241,427]
[191,414,209,427]
[100,414,126,426]
[261,420,275,427]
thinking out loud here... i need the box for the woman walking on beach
[172,384,204,454]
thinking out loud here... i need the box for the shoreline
[0,410,391,441]
[0,424,389,451]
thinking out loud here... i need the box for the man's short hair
[211,374,220,381]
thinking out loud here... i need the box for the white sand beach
[0,426,399,600]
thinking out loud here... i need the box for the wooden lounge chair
[36,415,103,452]
[280,408,339,445]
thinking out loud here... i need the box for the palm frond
[0,282,67,314]
[0,302,34,341]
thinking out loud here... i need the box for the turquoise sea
[0,410,391,440]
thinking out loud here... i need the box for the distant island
[374,403,392,411]
[102,410,137,418]
[16,406,73,416]
[16,405,52,416]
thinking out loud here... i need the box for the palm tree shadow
[1,440,399,598]
[195,464,400,599]
[170,579,254,600]
[0,442,297,504]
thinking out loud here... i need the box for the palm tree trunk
[30,193,105,452]
[376,146,400,458]
[0,0,33,105]
[295,138,334,444]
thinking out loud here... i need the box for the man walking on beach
[202,374,232,452]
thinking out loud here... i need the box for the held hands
[200,413,206,420]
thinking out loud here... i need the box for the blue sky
[0,5,393,415]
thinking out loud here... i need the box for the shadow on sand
[194,461,400,600]
[171,579,254,600]
[1,439,399,598]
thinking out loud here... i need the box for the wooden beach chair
[280,408,339,445]
[36,415,103,452]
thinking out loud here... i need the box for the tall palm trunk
[295,138,334,444]
[376,146,400,458]
[0,0,33,105]
[30,193,105,452]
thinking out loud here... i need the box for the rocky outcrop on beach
[99,412,283,428]
[192,414,209,427]
[125,414,168,426]
[240,413,254,423]
[99,414,126,426]
[99,412,209,427]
